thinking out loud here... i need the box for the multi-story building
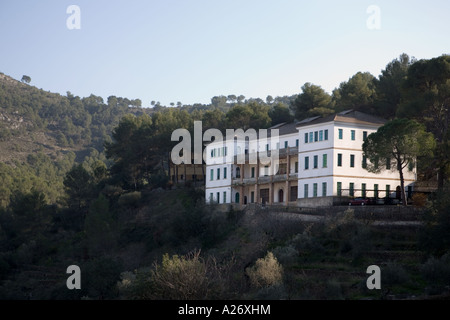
[205,110,417,207]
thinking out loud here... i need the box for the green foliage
[333,72,377,114]
[398,54,450,188]
[85,194,117,256]
[374,53,415,119]
[421,252,450,292]
[291,82,334,119]
[268,103,294,126]
[63,164,94,209]
[117,191,142,207]
[419,187,450,256]
[363,118,435,205]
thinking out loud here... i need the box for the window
[251,191,255,203]
[304,184,309,198]
[349,183,355,197]
[408,161,414,172]
[350,154,355,168]
[224,167,227,179]
[294,161,298,173]
[264,165,269,176]
[313,155,318,169]
[322,154,327,168]
[338,129,343,139]
[322,182,327,197]
[305,156,309,170]
[296,139,299,147]
[386,158,391,170]
[362,155,367,169]
[313,183,318,197]
[374,184,379,198]
[210,169,214,181]
[251,167,255,178]
[363,131,368,141]
[304,133,308,144]
[223,191,227,203]
[266,144,269,151]
[210,193,213,203]
[319,130,323,141]
[217,168,220,180]
[309,132,314,143]
[224,147,228,156]
[386,185,390,198]
[351,130,355,141]
[211,149,214,158]
[314,131,318,142]
[324,129,328,140]
[217,192,220,203]
[236,167,240,178]
[362,183,366,198]
[284,141,288,149]
[337,182,342,196]
[213,148,217,157]
[337,153,342,167]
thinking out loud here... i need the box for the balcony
[273,174,287,182]
[243,178,257,185]
[258,176,272,184]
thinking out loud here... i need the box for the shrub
[246,251,283,289]
[421,252,450,292]
[151,251,209,299]
[412,192,428,207]
[272,245,298,265]
[117,191,141,207]
[120,250,232,300]
[382,262,409,287]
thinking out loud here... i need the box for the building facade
[205,110,417,207]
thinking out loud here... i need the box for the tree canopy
[363,118,435,205]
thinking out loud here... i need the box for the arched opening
[278,189,284,203]
[396,186,401,199]
[235,192,240,204]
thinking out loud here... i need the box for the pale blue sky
[0,0,449,107]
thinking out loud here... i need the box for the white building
[205,110,417,207]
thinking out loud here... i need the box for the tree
[363,119,435,205]
[63,164,93,209]
[374,53,415,119]
[211,96,228,108]
[21,75,31,84]
[268,103,294,125]
[397,54,450,189]
[105,114,155,190]
[226,102,271,130]
[333,72,377,114]
[291,83,333,119]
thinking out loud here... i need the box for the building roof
[269,121,299,135]
[295,110,386,128]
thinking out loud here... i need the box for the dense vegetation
[0,53,449,299]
